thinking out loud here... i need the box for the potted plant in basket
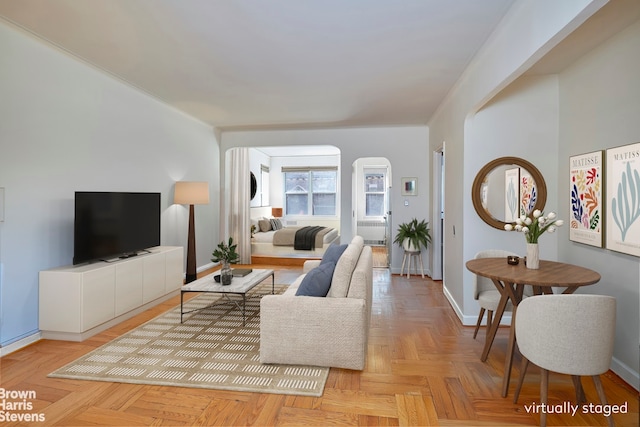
[211,237,240,285]
[393,218,432,252]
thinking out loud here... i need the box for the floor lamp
[174,181,209,283]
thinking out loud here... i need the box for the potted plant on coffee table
[211,237,240,285]
[393,218,432,252]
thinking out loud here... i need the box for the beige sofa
[260,236,373,370]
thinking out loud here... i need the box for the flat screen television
[73,191,161,265]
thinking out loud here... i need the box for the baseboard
[197,262,215,273]
[0,331,42,357]
[611,357,640,391]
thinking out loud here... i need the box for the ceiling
[0,0,516,131]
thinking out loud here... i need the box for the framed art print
[504,167,519,222]
[401,177,417,196]
[569,151,603,247]
[519,168,537,216]
[605,142,640,257]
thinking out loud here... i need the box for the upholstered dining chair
[513,294,616,427]
[472,249,526,339]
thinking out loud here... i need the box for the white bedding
[252,227,339,245]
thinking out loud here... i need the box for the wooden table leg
[501,283,524,397]
[502,303,517,397]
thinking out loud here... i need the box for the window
[364,169,386,217]
[284,167,337,216]
[260,165,270,206]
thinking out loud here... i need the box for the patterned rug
[49,283,329,397]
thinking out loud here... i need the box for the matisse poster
[606,142,640,257]
[519,169,537,216]
[569,151,603,247]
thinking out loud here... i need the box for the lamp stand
[185,204,197,283]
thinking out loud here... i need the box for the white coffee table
[180,268,275,325]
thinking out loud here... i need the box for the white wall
[222,126,429,273]
[465,75,560,317]
[428,0,602,314]
[428,0,638,388]
[557,19,640,388]
[249,148,270,208]
[0,21,219,348]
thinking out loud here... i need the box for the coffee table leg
[180,291,184,323]
[242,294,246,326]
[271,272,275,294]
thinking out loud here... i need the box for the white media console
[39,246,183,341]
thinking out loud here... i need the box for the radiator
[356,220,386,245]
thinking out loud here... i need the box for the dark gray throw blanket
[294,226,326,250]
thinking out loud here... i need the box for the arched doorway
[352,157,392,268]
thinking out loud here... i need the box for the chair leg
[473,308,485,339]
[571,375,586,405]
[540,368,549,427]
[592,375,615,427]
[513,355,530,403]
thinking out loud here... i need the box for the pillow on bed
[270,218,283,230]
[295,262,336,297]
[320,243,348,266]
[258,219,272,232]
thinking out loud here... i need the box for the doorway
[352,157,392,268]
[431,146,444,280]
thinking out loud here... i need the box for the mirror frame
[471,156,547,230]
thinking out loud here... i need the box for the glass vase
[526,243,539,269]
[221,261,233,285]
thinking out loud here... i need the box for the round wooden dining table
[465,257,601,397]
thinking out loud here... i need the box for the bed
[251,218,340,257]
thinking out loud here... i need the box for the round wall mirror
[250,172,257,200]
[471,157,547,230]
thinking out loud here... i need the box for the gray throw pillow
[295,262,336,297]
[258,219,272,232]
[320,243,348,266]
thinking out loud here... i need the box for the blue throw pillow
[320,243,348,266]
[295,262,336,297]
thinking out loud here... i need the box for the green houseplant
[211,237,240,285]
[394,218,432,252]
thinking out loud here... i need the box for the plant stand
[400,249,424,278]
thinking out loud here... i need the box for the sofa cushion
[295,262,336,297]
[328,236,364,298]
[320,243,348,266]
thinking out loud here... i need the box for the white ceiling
[0,0,516,130]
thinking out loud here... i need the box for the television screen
[73,192,161,265]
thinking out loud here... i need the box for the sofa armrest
[260,295,368,370]
[303,260,321,273]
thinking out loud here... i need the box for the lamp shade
[174,181,210,205]
[272,207,283,217]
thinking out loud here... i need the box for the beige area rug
[49,283,329,397]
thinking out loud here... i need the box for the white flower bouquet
[504,209,564,243]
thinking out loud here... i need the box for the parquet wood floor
[1,265,637,426]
